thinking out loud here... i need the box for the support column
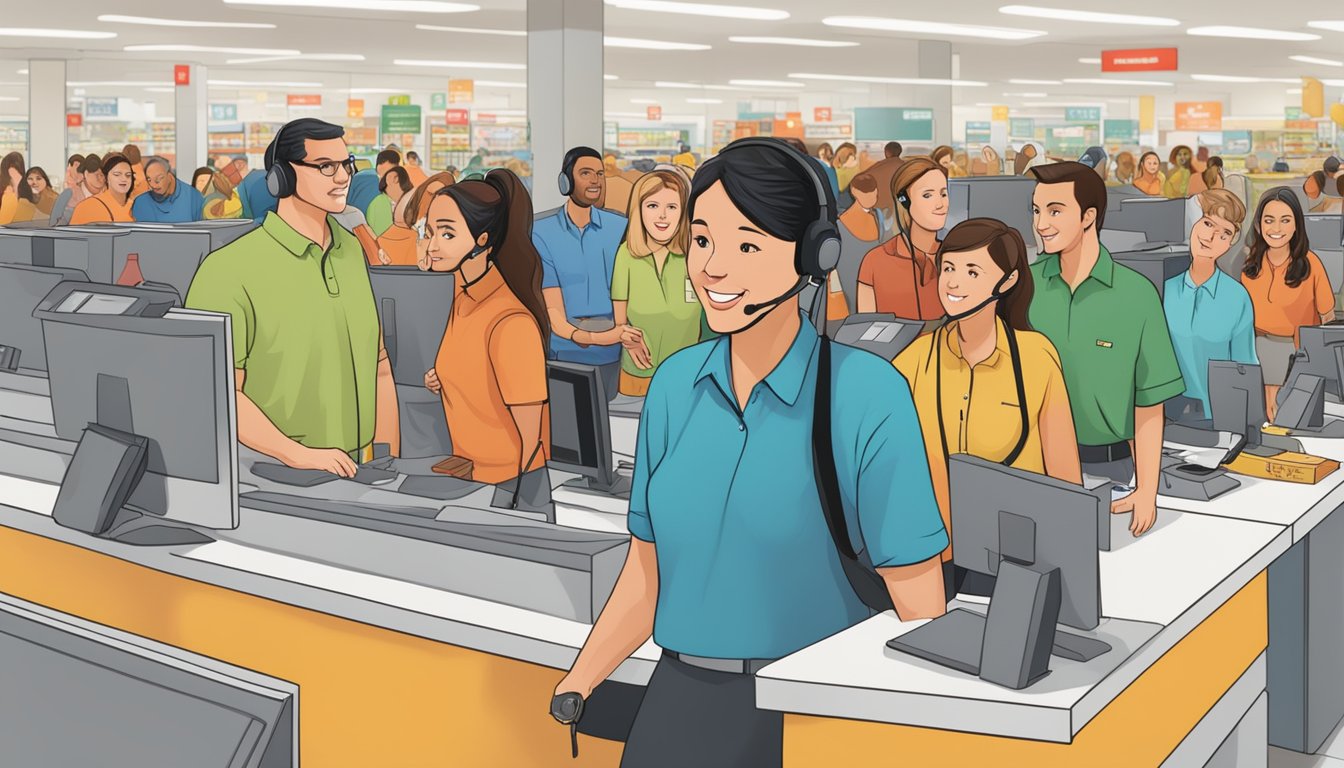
[174,64,208,175]
[28,60,67,189]
[528,0,604,212]
[915,40,953,147]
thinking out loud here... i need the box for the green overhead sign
[1010,117,1035,137]
[1066,107,1101,123]
[855,107,934,142]
[381,104,423,134]
[1103,119,1139,144]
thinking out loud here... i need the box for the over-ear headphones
[558,146,600,198]
[718,137,841,281]
[265,122,295,199]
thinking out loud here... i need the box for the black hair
[562,146,602,177]
[268,118,344,170]
[26,166,52,194]
[1244,186,1312,288]
[884,141,903,159]
[79,154,102,175]
[1030,161,1108,232]
[192,166,214,188]
[379,166,413,195]
[688,139,836,270]
[1326,156,1341,175]
[406,150,420,162]
[376,148,402,168]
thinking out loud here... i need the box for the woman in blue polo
[554,140,948,767]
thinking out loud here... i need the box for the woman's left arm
[508,403,546,472]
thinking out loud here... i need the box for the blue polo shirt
[131,179,204,222]
[533,206,627,365]
[1163,268,1258,414]
[629,318,948,660]
[347,169,381,215]
[238,170,277,222]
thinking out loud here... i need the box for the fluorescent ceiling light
[998,6,1178,26]
[604,0,788,21]
[415,24,525,36]
[143,87,176,93]
[1062,77,1174,86]
[227,54,366,64]
[823,16,1045,40]
[728,36,857,47]
[605,74,619,81]
[394,59,526,70]
[125,45,300,55]
[686,97,722,103]
[1004,91,1047,97]
[208,79,324,87]
[1078,57,1100,64]
[1023,101,1102,107]
[1323,79,1344,87]
[1009,78,1061,84]
[476,80,526,88]
[0,97,19,102]
[631,98,659,104]
[604,36,710,51]
[655,81,734,90]
[1307,21,1344,32]
[69,80,173,86]
[17,69,28,75]
[97,14,274,29]
[728,79,804,88]
[1290,55,1343,67]
[0,28,116,39]
[1287,88,1303,94]
[1190,74,1298,83]
[1187,26,1319,41]
[223,0,478,11]
[789,72,988,87]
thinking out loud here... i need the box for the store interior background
[2,0,1341,211]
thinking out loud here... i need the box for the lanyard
[933,322,1030,468]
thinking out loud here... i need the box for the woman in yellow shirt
[1163,144,1195,199]
[70,154,136,224]
[894,218,1080,593]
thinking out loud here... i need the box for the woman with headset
[69,153,137,224]
[855,157,948,328]
[894,219,1080,596]
[553,139,947,767]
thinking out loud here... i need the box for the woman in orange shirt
[1241,187,1335,419]
[0,151,32,225]
[856,157,949,327]
[70,154,136,224]
[1133,151,1165,196]
[421,169,551,485]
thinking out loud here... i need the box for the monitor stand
[103,510,215,547]
[560,473,632,500]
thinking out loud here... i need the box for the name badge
[1096,339,1113,349]
[829,271,841,292]
[685,277,698,303]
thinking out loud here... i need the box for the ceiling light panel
[1187,26,1320,41]
[394,59,527,70]
[223,0,478,11]
[125,45,300,55]
[0,28,116,39]
[227,54,366,64]
[998,6,1179,26]
[1063,77,1174,86]
[415,24,526,36]
[728,79,804,88]
[604,36,710,50]
[789,72,988,86]
[1009,78,1062,84]
[823,16,1045,40]
[1307,21,1344,32]
[1290,55,1343,66]
[97,15,275,29]
[604,0,788,20]
[728,36,857,47]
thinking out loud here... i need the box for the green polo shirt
[1029,244,1184,447]
[610,244,704,378]
[186,211,381,453]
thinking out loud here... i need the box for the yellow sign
[991,105,1010,122]
[387,94,411,106]
[1303,77,1325,118]
[449,79,474,104]
[1138,95,1155,131]
[347,99,365,118]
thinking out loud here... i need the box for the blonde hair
[891,158,947,233]
[625,171,689,258]
[1196,188,1246,235]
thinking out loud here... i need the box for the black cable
[935,322,1030,468]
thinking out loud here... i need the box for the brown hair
[1113,151,1136,184]
[891,157,947,232]
[1195,188,1246,236]
[625,171,689,258]
[817,142,835,163]
[937,218,1035,331]
[1169,144,1192,171]
[849,172,878,194]
[833,142,856,167]
[931,145,954,166]
[121,144,142,165]
[403,171,457,228]
[1029,161,1108,231]
[0,151,31,207]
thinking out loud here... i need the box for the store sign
[1175,101,1222,131]
[347,99,365,118]
[287,94,321,107]
[1303,78,1325,118]
[1102,48,1178,72]
[647,105,662,121]
[85,98,118,118]
[1065,107,1101,123]
[1223,130,1252,154]
[387,94,411,106]
[1285,106,1314,129]
[814,106,832,123]
[854,107,934,142]
[209,103,237,121]
[66,113,83,128]
[991,105,1010,122]
[965,121,992,144]
[1103,119,1140,144]
[381,104,423,134]
[1010,117,1034,136]
[446,108,469,126]
[174,64,191,86]
[449,79,474,104]
[431,92,448,111]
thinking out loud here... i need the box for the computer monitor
[833,313,923,361]
[943,177,1037,260]
[178,219,259,249]
[38,300,239,533]
[0,228,108,272]
[547,360,629,497]
[1208,360,1266,447]
[62,225,211,303]
[0,264,88,373]
[1290,325,1344,401]
[1111,197,1188,245]
[1110,249,1191,298]
[1305,214,1343,251]
[369,266,455,459]
[1,594,295,768]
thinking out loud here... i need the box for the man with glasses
[187,118,400,477]
[132,157,204,223]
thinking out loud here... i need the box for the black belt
[1079,442,1132,465]
[665,650,775,676]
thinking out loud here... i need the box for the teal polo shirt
[1163,268,1258,415]
[628,316,948,660]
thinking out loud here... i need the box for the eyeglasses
[292,155,358,178]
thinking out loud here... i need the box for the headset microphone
[743,276,816,316]
[941,271,1016,322]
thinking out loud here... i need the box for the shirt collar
[457,263,507,305]
[262,210,335,258]
[561,204,605,234]
[944,316,1009,369]
[695,312,820,408]
[1183,266,1223,298]
[1039,243,1114,288]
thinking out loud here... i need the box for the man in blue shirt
[132,158,204,222]
[1164,189,1256,417]
[237,169,277,222]
[533,146,628,399]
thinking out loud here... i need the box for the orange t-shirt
[435,267,550,484]
[857,235,943,321]
[69,190,135,224]
[1240,251,1335,343]
[377,225,420,266]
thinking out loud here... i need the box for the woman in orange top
[421,169,551,485]
[1241,187,1335,420]
[1133,151,1165,196]
[0,151,32,225]
[856,157,949,327]
[377,185,420,266]
[26,167,59,218]
[70,154,136,224]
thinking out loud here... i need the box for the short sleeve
[627,370,669,542]
[1231,290,1259,365]
[365,195,393,237]
[534,225,560,290]
[1134,286,1186,407]
[184,257,254,370]
[1039,342,1074,426]
[489,313,548,406]
[857,244,881,286]
[610,247,631,302]
[1311,253,1335,316]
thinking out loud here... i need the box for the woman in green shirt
[610,170,703,397]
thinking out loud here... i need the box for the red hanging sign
[174,65,191,86]
[446,108,470,126]
[1101,48,1178,72]
[66,113,83,128]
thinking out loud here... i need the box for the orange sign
[1174,101,1222,131]
[1102,48,1178,72]
[772,117,805,139]
[814,107,832,123]
[287,94,322,107]
[647,105,662,121]
[347,99,365,118]
[66,113,83,128]
[1303,77,1325,118]
[174,64,191,86]
[449,79,474,104]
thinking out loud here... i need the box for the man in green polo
[186,118,399,477]
[1028,161,1184,537]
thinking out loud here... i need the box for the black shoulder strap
[1002,325,1030,467]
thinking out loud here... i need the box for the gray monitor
[548,360,628,497]
[170,219,259,250]
[1110,197,1188,245]
[39,304,239,530]
[61,225,211,303]
[1209,360,1266,447]
[0,228,116,274]
[1305,213,1343,250]
[1111,249,1191,298]
[950,455,1101,631]
[0,594,294,768]
[1290,325,1344,400]
[0,264,88,373]
[833,313,923,361]
[943,177,1038,259]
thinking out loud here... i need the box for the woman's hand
[424,368,441,394]
[378,248,392,266]
[619,326,653,370]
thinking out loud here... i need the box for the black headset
[557,146,600,198]
[893,172,939,322]
[264,122,296,199]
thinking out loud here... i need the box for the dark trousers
[621,654,783,768]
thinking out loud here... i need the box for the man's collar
[262,210,334,258]
[1183,265,1223,297]
[1039,242,1113,287]
[694,314,819,408]
[563,201,602,232]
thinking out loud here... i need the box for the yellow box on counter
[1224,451,1340,485]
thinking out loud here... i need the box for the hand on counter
[424,368,441,394]
[281,446,359,479]
[1112,486,1157,536]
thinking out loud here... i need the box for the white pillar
[28,59,66,188]
[916,40,954,147]
[528,0,604,212]
[174,64,208,175]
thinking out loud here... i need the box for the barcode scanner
[550,691,586,758]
